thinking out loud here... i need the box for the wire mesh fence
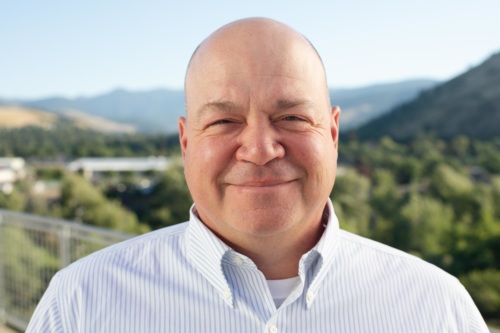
[0,209,132,332]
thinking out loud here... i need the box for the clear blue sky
[2,0,499,99]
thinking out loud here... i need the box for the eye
[281,115,306,122]
[208,119,234,126]
[275,114,311,131]
[203,118,241,131]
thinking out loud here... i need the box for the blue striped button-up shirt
[27,200,488,332]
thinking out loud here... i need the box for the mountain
[332,79,438,130]
[1,80,437,134]
[19,89,185,134]
[0,105,136,134]
[353,51,500,141]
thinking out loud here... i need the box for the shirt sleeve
[25,274,64,333]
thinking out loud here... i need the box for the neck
[227,221,325,280]
[196,203,330,280]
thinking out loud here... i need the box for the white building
[0,157,26,194]
[66,156,171,179]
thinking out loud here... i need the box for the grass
[0,106,57,129]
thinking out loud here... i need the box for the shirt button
[269,324,278,333]
[233,256,243,266]
[223,289,231,300]
[306,291,314,302]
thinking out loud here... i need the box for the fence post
[59,224,71,269]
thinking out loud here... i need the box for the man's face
[179,22,340,247]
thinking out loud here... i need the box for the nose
[235,120,285,165]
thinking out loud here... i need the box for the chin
[232,207,298,235]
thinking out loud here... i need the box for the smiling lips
[222,164,302,188]
[232,179,295,187]
[224,178,298,192]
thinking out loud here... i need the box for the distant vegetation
[0,125,180,158]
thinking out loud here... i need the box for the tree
[492,176,500,220]
[0,189,26,211]
[330,168,371,236]
[429,164,477,219]
[370,169,406,249]
[400,193,453,262]
[59,172,148,234]
[476,141,500,173]
[450,135,471,159]
[143,161,193,230]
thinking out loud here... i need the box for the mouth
[227,179,297,188]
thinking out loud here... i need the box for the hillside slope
[0,105,137,134]
[0,106,58,129]
[333,79,437,130]
[21,89,184,134]
[354,51,500,141]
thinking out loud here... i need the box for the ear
[179,116,188,159]
[330,106,341,149]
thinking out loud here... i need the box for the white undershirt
[266,276,301,308]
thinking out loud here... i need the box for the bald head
[184,18,330,112]
[185,18,325,78]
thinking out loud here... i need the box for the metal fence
[0,209,132,332]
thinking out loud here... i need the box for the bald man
[27,18,488,332]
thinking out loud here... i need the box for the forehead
[193,73,317,108]
[185,36,327,113]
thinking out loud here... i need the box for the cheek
[288,136,328,165]
[291,136,337,183]
[186,137,236,181]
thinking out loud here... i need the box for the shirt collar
[308,198,340,270]
[299,199,341,307]
[185,199,340,308]
[185,206,234,307]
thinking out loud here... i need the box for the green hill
[353,51,500,141]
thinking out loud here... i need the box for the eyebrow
[198,101,237,115]
[276,99,312,110]
[195,98,314,121]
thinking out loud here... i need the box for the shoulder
[27,222,192,331]
[56,221,190,282]
[333,231,488,330]
[336,229,461,290]
[85,221,188,257]
[339,229,441,264]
